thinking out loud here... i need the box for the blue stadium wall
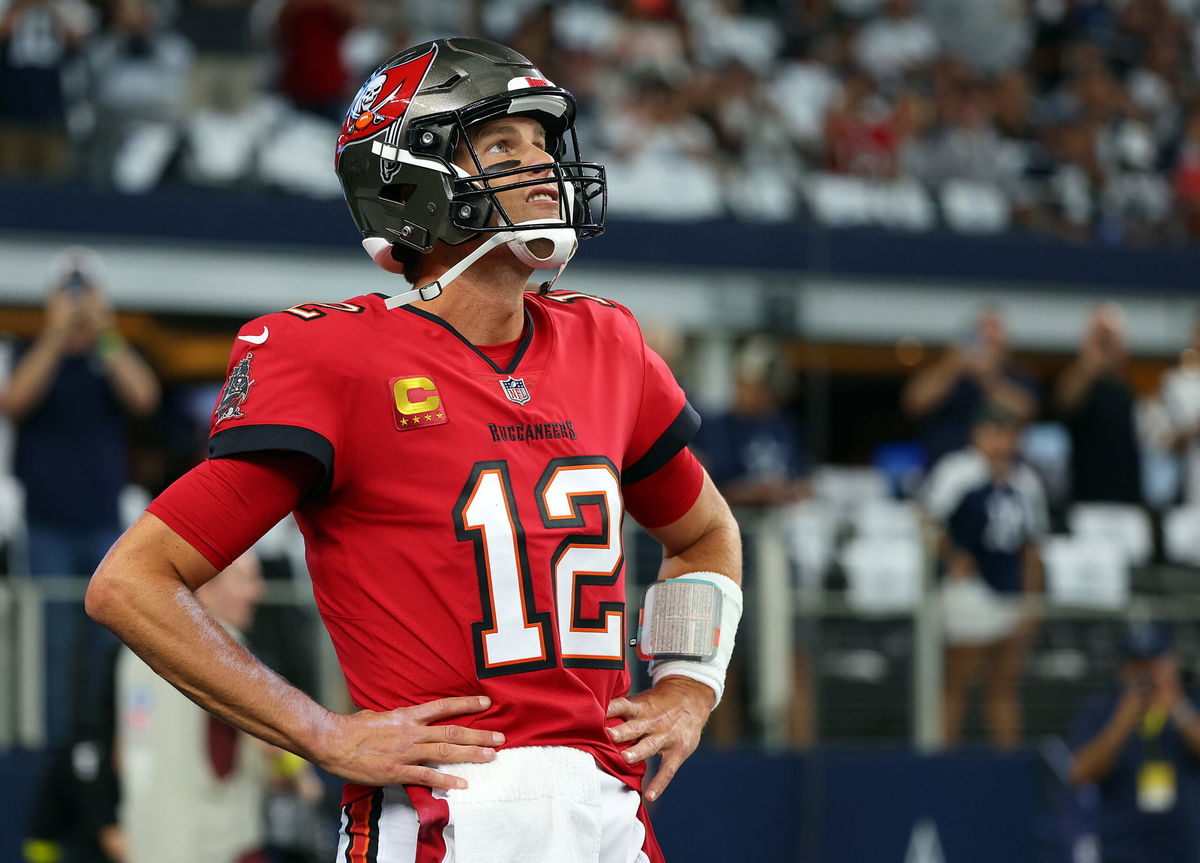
[2,746,1061,863]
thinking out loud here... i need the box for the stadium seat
[1067,503,1154,567]
[840,535,924,613]
[939,180,1011,234]
[782,500,838,591]
[811,465,891,521]
[1042,534,1130,610]
[849,498,921,540]
[1164,506,1200,567]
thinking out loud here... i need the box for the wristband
[646,571,742,707]
[97,329,125,359]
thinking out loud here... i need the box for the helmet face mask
[335,39,607,271]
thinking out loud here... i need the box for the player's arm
[608,468,742,801]
[86,457,502,790]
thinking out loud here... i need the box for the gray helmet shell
[335,38,606,262]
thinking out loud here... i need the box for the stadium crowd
[5,0,1200,243]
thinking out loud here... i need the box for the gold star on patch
[437,412,445,419]
[412,416,420,423]
[399,417,408,425]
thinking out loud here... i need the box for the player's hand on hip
[606,677,715,802]
[321,695,504,789]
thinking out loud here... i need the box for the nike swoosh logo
[238,327,269,345]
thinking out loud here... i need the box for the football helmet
[334,38,607,302]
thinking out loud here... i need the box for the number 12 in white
[454,457,625,678]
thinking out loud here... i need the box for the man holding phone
[1,246,159,743]
[1069,622,1200,863]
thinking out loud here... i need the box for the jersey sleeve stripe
[209,424,334,500]
[622,402,701,486]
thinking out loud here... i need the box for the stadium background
[2,0,1200,860]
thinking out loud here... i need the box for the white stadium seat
[1042,534,1130,610]
[782,500,838,591]
[1067,503,1154,567]
[840,535,924,613]
[850,498,921,540]
[1164,506,1200,567]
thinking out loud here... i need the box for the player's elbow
[85,558,128,630]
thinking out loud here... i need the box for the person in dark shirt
[0,247,159,743]
[1069,622,1200,863]
[924,402,1047,747]
[1055,302,1143,504]
[902,308,1038,468]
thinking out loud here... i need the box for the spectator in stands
[116,550,322,863]
[1069,621,1200,863]
[1172,110,1200,239]
[694,335,811,510]
[924,401,1047,748]
[1160,312,1200,506]
[175,0,258,114]
[693,335,813,745]
[823,68,905,178]
[23,645,121,863]
[85,0,192,187]
[275,0,362,123]
[852,0,938,85]
[1056,302,1143,505]
[0,0,92,178]
[902,306,1037,468]
[0,247,160,743]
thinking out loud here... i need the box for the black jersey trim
[209,424,334,501]
[398,304,535,375]
[622,402,701,486]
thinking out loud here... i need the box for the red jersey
[201,290,701,792]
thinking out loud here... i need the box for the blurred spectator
[924,401,1047,748]
[694,335,810,509]
[275,0,362,122]
[923,0,1030,74]
[0,247,160,743]
[1172,110,1200,238]
[85,0,192,188]
[1069,621,1200,863]
[0,0,93,178]
[901,307,1037,468]
[853,0,938,85]
[823,68,904,178]
[1055,302,1144,504]
[116,551,322,863]
[175,0,258,114]
[693,335,812,745]
[1160,312,1200,505]
[603,71,723,218]
[24,652,121,862]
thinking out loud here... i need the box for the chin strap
[371,220,579,310]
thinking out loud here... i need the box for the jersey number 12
[454,457,625,678]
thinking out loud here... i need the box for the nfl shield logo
[499,376,531,405]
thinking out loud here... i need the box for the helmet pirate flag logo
[335,45,438,169]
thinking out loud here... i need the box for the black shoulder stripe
[209,424,334,502]
[622,402,701,486]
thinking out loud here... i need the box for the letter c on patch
[393,377,440,414]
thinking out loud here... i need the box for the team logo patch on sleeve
[390,376,447,430]
[499,376,531,405]
[214,353,255,425]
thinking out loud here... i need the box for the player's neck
[417,251,531,345]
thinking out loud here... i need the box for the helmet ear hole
[380,183,417,205]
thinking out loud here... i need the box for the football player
[87,38,743,862]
